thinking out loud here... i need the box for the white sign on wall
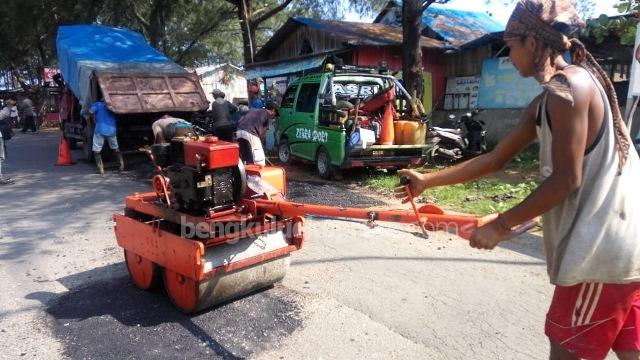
[444,76,481,110]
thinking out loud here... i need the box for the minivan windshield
[329,75,390,100]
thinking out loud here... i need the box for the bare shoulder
[545,67,595,107]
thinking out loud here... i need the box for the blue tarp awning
[245,55,326,79]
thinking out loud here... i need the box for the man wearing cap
[210,89,237,141]
[235,101,277,166]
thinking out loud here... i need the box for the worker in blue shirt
[89,98,124,174]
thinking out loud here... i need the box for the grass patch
[364,144,541,215]
[507,143,539,170]
[368,176,537,215]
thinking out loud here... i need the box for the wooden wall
[267,26,341,61]
[353,46,447,109]
[445,46,493,77]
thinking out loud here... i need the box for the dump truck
[56,25,209,159]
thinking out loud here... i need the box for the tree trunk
[402,0,424,116]
[148,0,170,51]
[238,0,255,64]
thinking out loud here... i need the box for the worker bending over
[235,101,277,166]
[152,115,195,144]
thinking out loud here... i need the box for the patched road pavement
[0,131,564,359]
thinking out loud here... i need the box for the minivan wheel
[278,139,292,165]
[316,147,334,179]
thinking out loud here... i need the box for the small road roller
[115,135,534,313]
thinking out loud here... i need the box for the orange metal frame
[250,199,496,240]
[115,193,304,281]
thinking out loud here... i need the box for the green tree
[0,0,102,89]
[584,0,637,45]
[96,0,238,66]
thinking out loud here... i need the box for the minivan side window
[280,85,298,108]
[295,83,320,113]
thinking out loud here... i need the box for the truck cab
[276,68,434,179]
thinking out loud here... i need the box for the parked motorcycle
[428,109,488,164]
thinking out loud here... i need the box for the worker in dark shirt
[210,89,237,141]
[235,101,277,165]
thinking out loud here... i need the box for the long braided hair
[505,0,632,173]
[568,38,632,173]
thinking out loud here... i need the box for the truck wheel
[83,129,94,162]
[316,147,335,180]
[278,139,292,165]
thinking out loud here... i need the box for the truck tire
[278,139,292,165]
[316,147,335,180]
[83,128,94,162]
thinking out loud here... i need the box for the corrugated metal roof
[192,63,244,77]
[294,17,444,49]
[423,5,505,46]
[373,1,505,47]
[254,17,445,61]
[459,31,505,50]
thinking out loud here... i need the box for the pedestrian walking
[20,97,37,133]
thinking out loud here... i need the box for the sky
[345,0,623,24]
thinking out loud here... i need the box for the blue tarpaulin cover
[56,25,185,115]
[422,5,505,46]
[245,54,326,79]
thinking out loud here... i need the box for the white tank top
[536,68,640,286]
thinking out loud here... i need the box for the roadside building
[192,63,249,106]
[245,17,446,113]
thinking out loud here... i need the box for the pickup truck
[275,67,434,179]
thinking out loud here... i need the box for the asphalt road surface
[0,130,588,359]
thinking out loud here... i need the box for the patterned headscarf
[505,0,631,174]
[505,0,585,50]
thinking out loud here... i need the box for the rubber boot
[116,151,125,171]
[94,153,104,175]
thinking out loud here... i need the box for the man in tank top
[395,1,640,358]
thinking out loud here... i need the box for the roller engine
[150,136,247,215]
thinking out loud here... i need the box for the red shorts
[545,282,640,359]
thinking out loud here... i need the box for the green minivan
[275,68,434,179]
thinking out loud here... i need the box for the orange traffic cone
[379,103,395,145]
[55,134,75,166]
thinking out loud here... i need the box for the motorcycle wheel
[430,147,456,166]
